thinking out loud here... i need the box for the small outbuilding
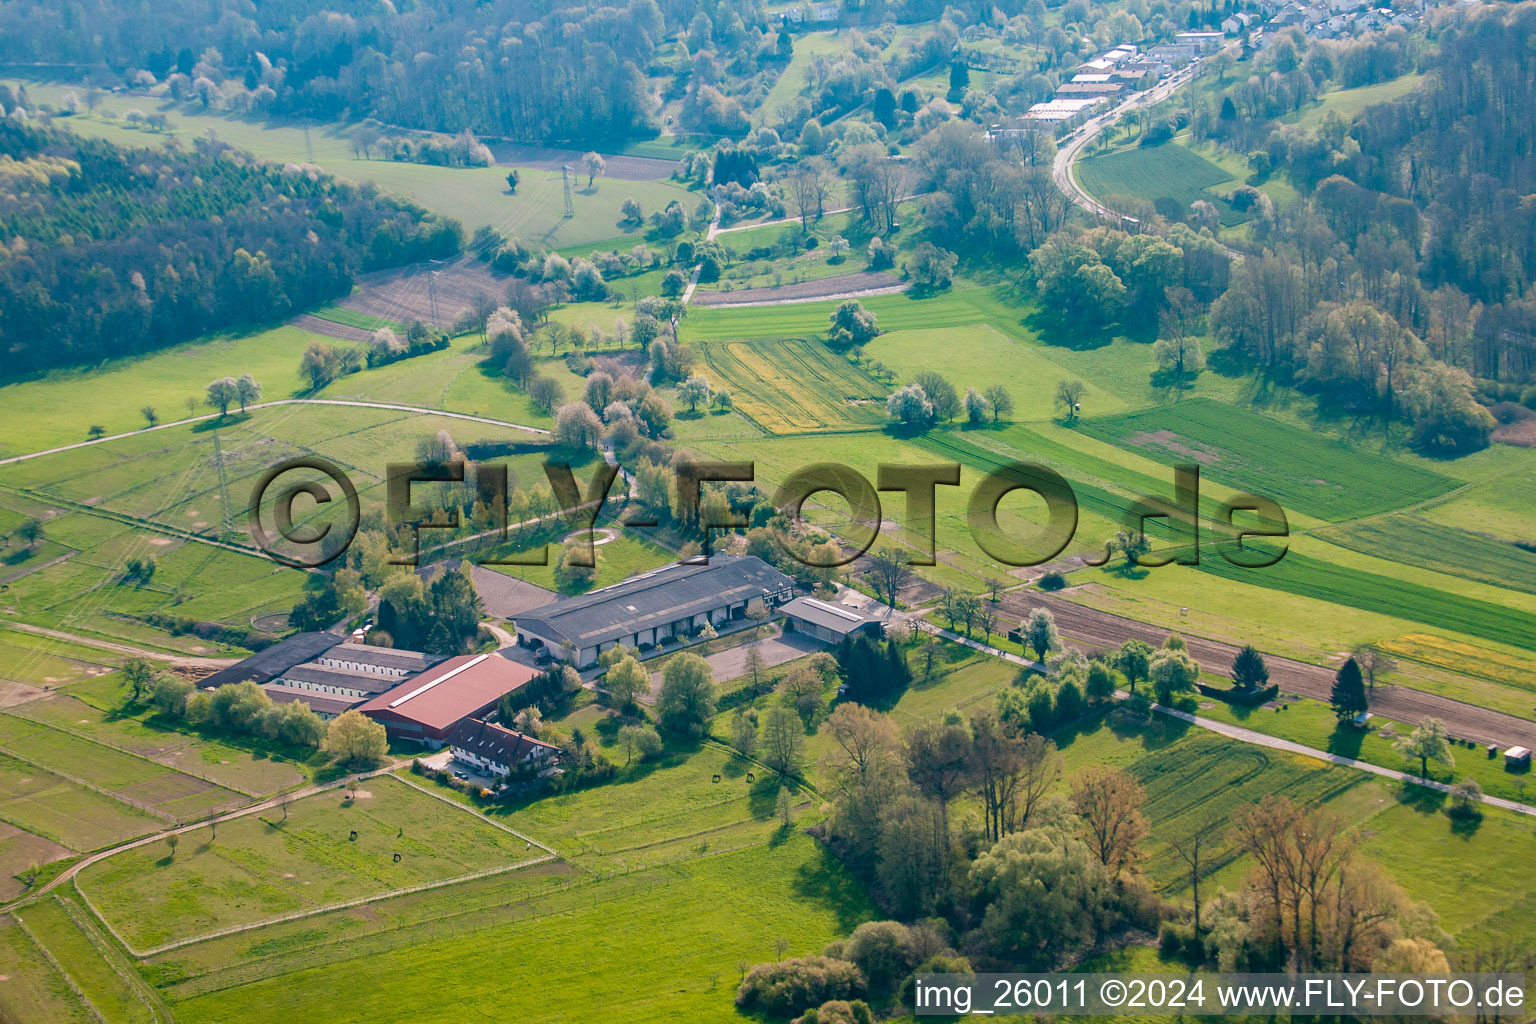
[780,597,884,643]
[1505,746,1531,770]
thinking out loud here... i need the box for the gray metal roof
[260,683,361,716]
[322,643,443,673]
[780,596,882,636]
[277,663,401,695]
[514,555,796,649]
[200,631,345,688]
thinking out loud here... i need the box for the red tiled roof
[357,654,537,732]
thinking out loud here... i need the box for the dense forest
[1188,4,1536,389]
[1,0,1239,144]
[0,120,460,373]
[0,0,671,143]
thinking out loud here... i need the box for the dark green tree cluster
[0,122,460,373]
[375,566,485,655]
[835,633,912,704]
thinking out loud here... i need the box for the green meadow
[1078,141,1246,225]
[20,81,697,248]
[76,775,539,950]
[1077,398,1456,522]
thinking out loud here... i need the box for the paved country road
[1051,46,1245,262]
[918,621,1536,819]
[997,589,1536,749]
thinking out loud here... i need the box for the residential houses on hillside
[1016,0,1428,131]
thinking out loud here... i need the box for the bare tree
[1171,825,1216,935]
[787,161,826,231]
[867,547,912,608]
[1009,732,1061,834]
[905,721,971,846]
[1350,643,1396,693]
[1069,766,1148,878]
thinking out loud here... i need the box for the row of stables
[204,556,885,773]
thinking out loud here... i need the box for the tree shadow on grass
[1023,307,1118,352]
[747,773,785,819]
[190,412,252,433]
[793,844,874,933]
[1325,724,1365,760]
[1447,809,1484,837]
[1395,778,1447,815]
[1090,704,1192,752]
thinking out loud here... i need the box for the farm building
[780,597,885,643]
[260,685,357,719]
[357,653,539,747]
[199,631,346,688]
[311,643,440,681]
[1506,746,1531,770]
[449,717,561,778]
[249,642,446,717]
[513,555,797,668]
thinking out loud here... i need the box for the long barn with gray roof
[512,555,797,668]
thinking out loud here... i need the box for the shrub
[835,921,919,993]
[796,1000,874,1024]
[1038,571,1066,591]
[735,956,866,1016]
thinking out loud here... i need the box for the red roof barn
[357,653,537,746]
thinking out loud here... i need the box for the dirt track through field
[999,590,1536,748]
[691,270,904,308]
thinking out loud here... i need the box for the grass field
[0,913,97,1024]
[1078,140,1245,225]
[696,338,888,433]
[1316,514,1536,594]
[1196,543,1536,653]
[0,321,572,456]
[19,82,696,248]
[682,283,1041,344]
[1418,464,1536,544]
[482,533,677,595]
[0,630,115,688]
[0,711,247,820]
[8,689,307,795]
[1285,74,1425,130]
[863,325,1129,422]
[1078,399,1455,522]
[758,32,849,126]
[0,820,71,900]
[161,834,868,1024]
[0,752,161,852]
[1376,633,1536,692]
[1196,696,1536,805]
[14,896,160,1024]
[76,775,541,950]
[0,400,563,653]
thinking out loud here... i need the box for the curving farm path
[0,398,550,468]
